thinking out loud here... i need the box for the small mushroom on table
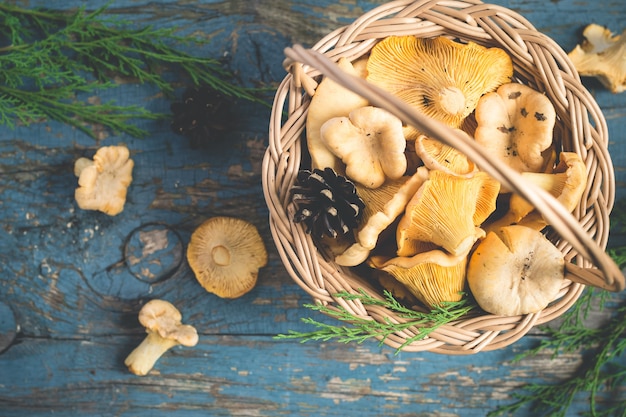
[186,216,268,298]
[74,145,134,216]
[124,299,198,376]
[568,23,626,93]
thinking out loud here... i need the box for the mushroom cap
[334,167,430,266]
[305,57,370,171]
[474,83,556,176]
[396,170,500,257]
[369,249,468,308]
[186,217,268,298]
[414,132,476,176]
[467,225,565,316]
[74,145,134,216]
[484,151,588,232]
[567,24,626,93]
[366,35,513,139]
[138,299,198,347]
[320,106,407,189]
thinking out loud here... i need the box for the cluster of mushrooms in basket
[291,35,588,317]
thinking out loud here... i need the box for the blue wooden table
[1,0,625,416]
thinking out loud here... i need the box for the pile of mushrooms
[302,35,588,316]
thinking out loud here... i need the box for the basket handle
[284,44,625,293]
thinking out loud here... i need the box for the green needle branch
[0,3,261,138]
[276,289,476,352]
[489,198,626,417]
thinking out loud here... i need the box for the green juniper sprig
[0,3,262,139]
[276,289,476,352]
[487,287,626,417]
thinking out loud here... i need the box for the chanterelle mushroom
[305,57,370,171]
[414,131,476,176]
[467,225,565,316]
[334,167,429,266]
[74,145,134,216]
[186,217,268,298]
[474,83,556,176]
[366,35,513,139]
[369,249,468,308]
[396,170,500,257]
[320,106,407,189]
[568,24,626,93]
[124,299,198,376]
[485,152,588,232]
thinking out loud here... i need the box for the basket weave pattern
[262,0,623,353]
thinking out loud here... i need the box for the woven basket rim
[262,0,622,354]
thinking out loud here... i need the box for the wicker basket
[262,0,625,354]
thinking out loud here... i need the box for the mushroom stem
[438,87,465,116]
[124,331,179,376]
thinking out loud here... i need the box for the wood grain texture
[0,0,625,416]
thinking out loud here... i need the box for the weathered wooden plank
[1,334,623,417]
[0,0,625,416]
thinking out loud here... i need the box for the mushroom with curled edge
[124,299,198,376]
[320,105,407,189]
[474,83,557,180]
[414,131,477,176]
[304,56,370,172]
[369,249,469,308]
[74,145,134,216]
[568,23,626,94]
[186,217,268,299]
[334,167,430,267]
[395,170,500,258]
[366,35,514,140]
[484,152,588,233]
[467,225,565,316]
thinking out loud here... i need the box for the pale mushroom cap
[474,83,556,175]
[568,24,626,93]
[467,225,565,316]
[320,106,407,189]
[186,217,268,298]
[74,145,134,216]
[366,35,513,139]
[305,57,370,171]
[138,299,198,347]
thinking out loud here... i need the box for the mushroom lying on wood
[74,145,134,216]
[467,225,565,316]
[568,23,626,93]
[320,106,407,189]
[474,83,556,177]
[124,299,198,376]
[366,35,513,139]
[186,217,268,298]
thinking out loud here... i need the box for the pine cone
[291,168,365,239]
[170,85,233,145]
